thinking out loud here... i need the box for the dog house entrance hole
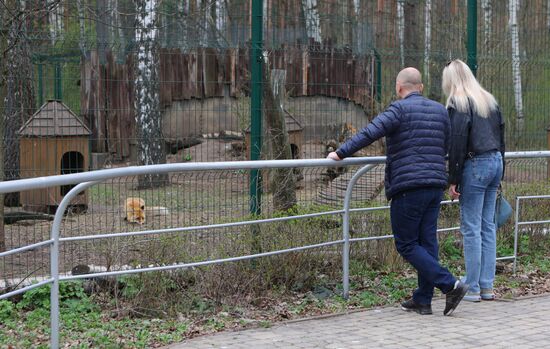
[60,151,84,196]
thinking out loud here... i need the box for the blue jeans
[459,151,503,293]
[391,188,457,305]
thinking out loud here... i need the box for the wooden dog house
[18,100,91,213]
[245,110,303,160]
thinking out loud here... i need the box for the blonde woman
[443,59,505,302]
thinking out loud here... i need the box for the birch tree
[423,0,431,95]
[397,0,405,67]
[133,0,167,188]
[301,0,322,43]
[48,0,64,45]
[509,0,524,136]
[482,0,492,47]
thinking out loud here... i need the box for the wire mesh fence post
[249,0,263,217]
[37,63,44,106]
[54,62,62,100]
[547,127,550,180]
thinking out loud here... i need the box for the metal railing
[512,195,550,273]
[0,151,548,349]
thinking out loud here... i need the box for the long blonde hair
[442,59,497,118]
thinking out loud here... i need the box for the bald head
[395,67,423,98]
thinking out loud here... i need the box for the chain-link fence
[1,0,549,289]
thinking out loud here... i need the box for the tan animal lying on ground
[124,197,170,224]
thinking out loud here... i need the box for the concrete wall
[161,94,371,142]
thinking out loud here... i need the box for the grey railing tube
[0,157,386,194]
[50,181,98,349]
[342,164,377,299]
[0,152,547,195]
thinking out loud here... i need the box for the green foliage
[17,284,51,310]
[357,290,383,307]
[439,234,462,261]
[119,275,143,299]
[16,281,88,311]
[0,300,15,322]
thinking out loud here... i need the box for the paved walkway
[167,294,550,349]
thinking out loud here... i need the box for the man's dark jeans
[390,187,457,305]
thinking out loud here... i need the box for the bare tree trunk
[302,0,322,43]
[77,0,87,57]
[482,0,492,48]
[96,0,109,63]
[198,0,208,47]
[114,0,124,45]
[353,0,367,53]
[214,0,228,47]
[4,0,36,207]
[509,0,524,137]
[134,0,167,189]
[176,0,190,50]
[263,68,296,212]
[547,0,550,32]
[423,0,432,95]
[404,0,421,68]
[397,0,405,67]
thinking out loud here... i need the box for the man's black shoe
[401,298,432,315]
[444,281,469,316]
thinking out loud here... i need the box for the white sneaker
[463,292,481,302]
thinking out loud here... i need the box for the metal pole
[249,0,263,216]
[54,62,62,101]
[342,164,376,299]
[467,0,478,76]
[373,48,382,106]
[38,63,44,106]
[547,127,550,180]
[513,196,520,274]
[50,181,97,349]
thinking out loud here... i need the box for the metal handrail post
[342,164,377,299]
[513,196,521,275]
[50,181,98,349]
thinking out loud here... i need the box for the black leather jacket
[447,103,505,185]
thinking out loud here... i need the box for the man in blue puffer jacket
[328,67,468,316]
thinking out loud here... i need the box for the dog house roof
[18,100,91,137]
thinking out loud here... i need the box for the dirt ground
[0,139,336,283]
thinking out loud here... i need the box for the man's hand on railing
[327,152,342,161]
